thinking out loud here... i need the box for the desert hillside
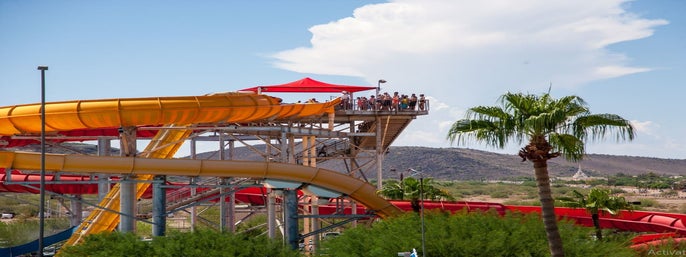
[195,145,686,181]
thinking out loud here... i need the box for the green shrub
[318,211,634,257]
[58,229,300,257]
[489,191,510,198]
[521,180,537,187]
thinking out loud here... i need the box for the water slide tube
[0,92,335,135]
[0,151,400,218]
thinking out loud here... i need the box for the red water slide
[0,169,100,195]
[392,199,686,247]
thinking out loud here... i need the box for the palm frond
[572,114,635,142]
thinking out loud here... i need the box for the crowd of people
[340,91,427,111]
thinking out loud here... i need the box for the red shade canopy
[240,77,376,93]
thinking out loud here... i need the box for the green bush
[489,191,510,198]
[318,211,634,257]
[58,229,300,257]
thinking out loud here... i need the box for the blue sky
[1,0,684,159]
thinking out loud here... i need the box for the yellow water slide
[0,151,401,219]
[0,92,400,245]
[0,92,337,135]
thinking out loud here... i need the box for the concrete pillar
[152,175,166,236]
[281,132,288,163]
[302,136,309,166]
[228,139,234,160]
[190,177,197,232]
[309,136,316,168]
[284,189,299,250]
[119,126,137,232]
[288,134,295,164]
[69,195,82,227]
[190,139,197,232]
[227,188,236,233]
[219,178,227,233]
[351,198,358,228]
[119,175,136,232]
[267,189,276,239]
[97,138,111,202]
[311,195,320,253]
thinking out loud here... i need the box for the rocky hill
[195,145,686,181]
[382,147,686,180]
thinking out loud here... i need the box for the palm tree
[558,188,633,240]
[377,177,454,212]
[446,92,635,257]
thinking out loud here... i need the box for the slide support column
[152,175,166,236]
[284,189,299,250]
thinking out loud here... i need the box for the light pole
[409,168,426,257]
[376,79,386,97]
[37,65,48,257]
[375,79,387,191]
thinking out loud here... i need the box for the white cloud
[271,0,667,155]
[631,120,659,137]
[595,65,651,78]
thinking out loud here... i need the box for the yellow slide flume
[0,92,339,135]
[0,151,402,219]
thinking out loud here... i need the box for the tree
[446,92,635,257]
[377,177,454,212]
[558,188,633,240]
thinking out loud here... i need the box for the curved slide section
[0,151,402,218]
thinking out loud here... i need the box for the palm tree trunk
[592,213,602,240]
[533,160,565,257]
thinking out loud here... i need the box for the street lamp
[377,79,386,96]
[37,65,48,257]
[408,168,426,257]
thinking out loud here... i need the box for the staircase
[356,115,414,150]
